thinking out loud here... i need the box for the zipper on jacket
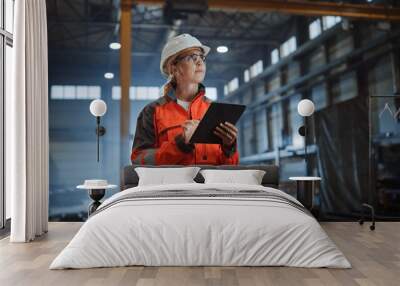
[185,89,205,163]
[187,94,209,163]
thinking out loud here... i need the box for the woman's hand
[182,120,200,144]
[214,122,238,148]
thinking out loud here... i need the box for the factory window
[134,87,148,100]
[331,72,358,104]
[244,69,250,83]
[148,87,160,99]
[322,16,341,30]
[51,85,101,100]
[242,89,253,106]
[133,87,160,100]
[205,87,218,101]
[254,82,265,100]
[309,19,322,39]
[271,48,280,65]
[250,60,263,79]
[289,94,304,148]
[280,36,297,58]
[224,85,228,96]
[229,78,239,92]
[255,109,268,153]
[112,87,121,100]
[311,83,328,111]
[267,104,282,152]
[281,99,291,147]
[243,115,256,156]
[62,86,75,99]
[112,86,161,100]
[224,77,239,95]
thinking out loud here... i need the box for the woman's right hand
[182,120,199,144]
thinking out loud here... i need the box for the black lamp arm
[96,116,100,162]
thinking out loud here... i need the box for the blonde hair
[162,74,177,97]
[161,54,179,97]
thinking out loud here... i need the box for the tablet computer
[189,102,246,144]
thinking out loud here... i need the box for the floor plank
[0,222,399,286]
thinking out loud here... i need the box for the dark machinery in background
[363,96,400,229]
[163,0,208,24]
[370,96,400,215]
[375,142,400,211]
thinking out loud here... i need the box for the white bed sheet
[50,183,351,269]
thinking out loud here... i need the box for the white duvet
[50,183,351,269]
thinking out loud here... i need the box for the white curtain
[8,0,49,242]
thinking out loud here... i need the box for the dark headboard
[121,165,279,190]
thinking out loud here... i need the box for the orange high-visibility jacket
[131,84,239,165]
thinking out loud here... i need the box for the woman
[131,33,239,165]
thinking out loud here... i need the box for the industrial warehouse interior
[1,0,400,285]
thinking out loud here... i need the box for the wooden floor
[0,222,399,286]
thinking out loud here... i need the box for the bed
[50,165,351,269]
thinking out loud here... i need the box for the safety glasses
[174,53,206,64]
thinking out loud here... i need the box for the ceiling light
[109,42,121,50]
[104,72,114,79]
[217,46,228,53]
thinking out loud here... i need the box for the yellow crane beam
[133,0,400,21]
[120,0,132,168]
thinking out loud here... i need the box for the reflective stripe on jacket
[130,84,239,165]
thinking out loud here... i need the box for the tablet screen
[189,102,246,144]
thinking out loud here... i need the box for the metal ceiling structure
[46,0,293,83]
[47,0,400,81]
[136,0,400,20]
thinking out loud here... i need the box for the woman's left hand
[213,122,238,148]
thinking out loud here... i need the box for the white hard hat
[160,33,210,77]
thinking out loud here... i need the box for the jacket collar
[166,83,205,103]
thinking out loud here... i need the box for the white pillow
[200,169,266,185]
[135,167,200,186]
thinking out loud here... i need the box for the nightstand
[289,176,321,212]
[77,180,117,216]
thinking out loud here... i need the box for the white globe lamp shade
[90,99,107,117]
[297,99,315,117]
